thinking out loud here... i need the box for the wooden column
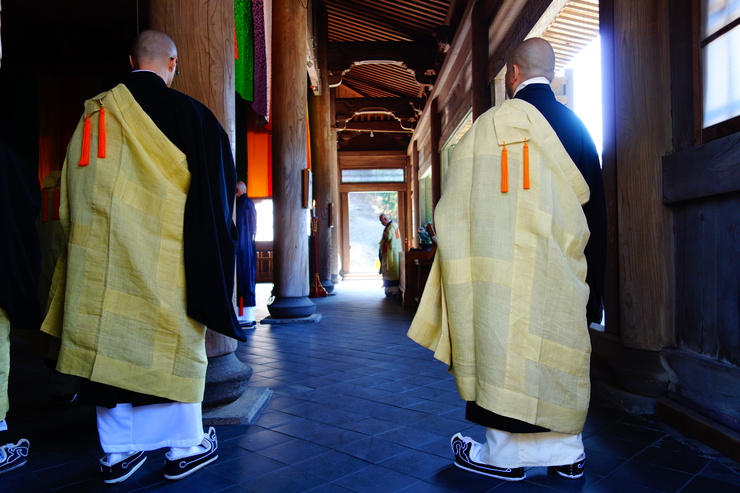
[612,0,675,350]
[430,98,442,208]
[308,2,338,293]
[411,140,420,243]
[269,0,315,318]
[471,0,491,120]
[149,0,237,357]
[150,0,235,154]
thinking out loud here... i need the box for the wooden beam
[663,133,740,203]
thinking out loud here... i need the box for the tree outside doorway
[348,192,398,273]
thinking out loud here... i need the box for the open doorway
[347,191,399,274]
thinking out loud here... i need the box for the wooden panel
[339,182,407,193]
[667,0,696,152]
[338,150,407,169]
[675,195,740,365]
[662,133,740,203]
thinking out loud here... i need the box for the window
[700,0,740,140]
[341,168,405,183]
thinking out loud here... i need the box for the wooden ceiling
[325,0,600,144]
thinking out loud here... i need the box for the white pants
[475,428,585,468]
[96,402,203,453]
[237,306,256,323]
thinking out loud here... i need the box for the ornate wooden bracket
[327,40,439,86]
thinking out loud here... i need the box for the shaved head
[236,181,247,197]
[129,29,179,87]
[505,38,556,98]
[131,29,177,67]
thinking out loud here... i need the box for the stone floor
[2,280,739,492]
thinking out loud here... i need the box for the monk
[408,38,605,482]
[378,213,402,297]
[42,30,245,483]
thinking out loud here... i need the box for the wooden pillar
[411,140,420,243]
[150,0,235,154]
[308,1,338,293]
[269,0,315,318]
[612,0,675,350]
[471,0,491,120]
[430,98,442,209]
[597,0,675,400]
[149,0,237,357]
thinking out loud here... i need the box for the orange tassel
[53,188,60,220]
[98,106,106,158]
[501,141,508,193]
[523,138,530,189]
[78,114,91,166]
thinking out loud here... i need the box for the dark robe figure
[0,141,42,330]
[235,192,258,311]
[124,71,245,342]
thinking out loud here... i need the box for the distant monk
[235,180,258,327]
[378,213,402,297]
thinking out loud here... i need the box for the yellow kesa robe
[42,84,208,403]
[408,99,592,435]
[380,221,402,281]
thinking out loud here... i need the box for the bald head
[236,181,247,197]
[505,38,556,98]
[129,29,179,87]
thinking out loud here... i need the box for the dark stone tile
[378,449,452,479]
[376,426,441,448]
[281,402,365,426]
[406,399,461,416]
[583,434,649,459]
[257,437,331,465]
[272,419,366,448]
[396,480,456,492]
[235,427,295,452]
[414,436,455,460]
[255,409,305,429]
[339,417,404,437]
[598,422,667,446]
[336,436,410,464]
[678,475,740,493]
[524,466,604,491]
[373,392,427,408]
[423,463,509,492]
[580,449,626,477]
[208,452,286,483]
[698,459,740,484]
[293,450,371,481]
[407,416,468,438]
[305,483,357,493]
[632,445,710,474]
[333,464,419,493]
[234,466,325,492]
[603,461,693,492]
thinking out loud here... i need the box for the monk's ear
[128,55,135,70]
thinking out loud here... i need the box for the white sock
[168,444,203,460]
[105,451,136,464]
